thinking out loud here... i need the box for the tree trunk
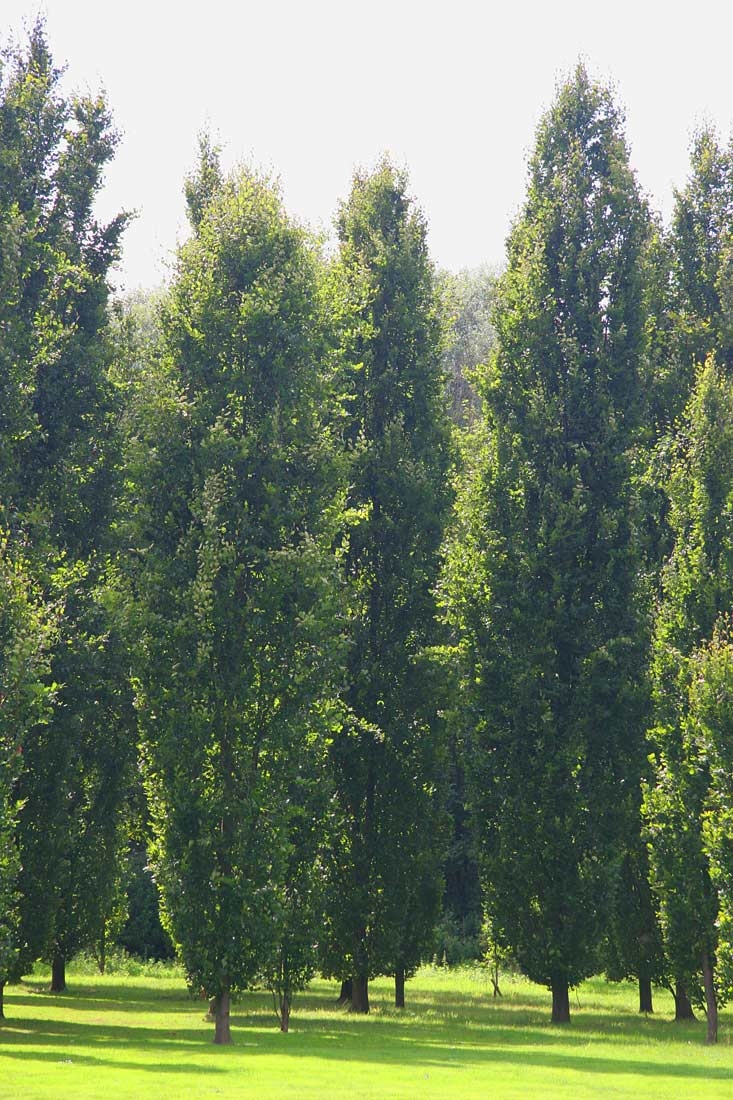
[702,951,718,1044]
[551,978,570,1024]
[638,974,653,1014]
[337,978,352,1005]
[0,980,4,1020]
[213,988,232,1044]
[280,995,291,1033]
[395,966,405,1009]
[351,973,369,1014]
[673,980,695,1021]
[50,953,66,993]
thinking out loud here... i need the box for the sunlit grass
[2,963,732,1099]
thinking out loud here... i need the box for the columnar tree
[129,154,343,1043]
[0,20,130,986]
[691,623,733,1036]
[671,129,733,378]
[322,159,452,1012]
[443,66,651,1022]
[643,358,733,1042]
[0,543,56,1018]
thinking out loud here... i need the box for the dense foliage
[5,21,733,1046]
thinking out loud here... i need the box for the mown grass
[1,963,732,1099]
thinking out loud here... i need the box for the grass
[1,963,733,1099]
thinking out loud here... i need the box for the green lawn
[1,964,732,1099]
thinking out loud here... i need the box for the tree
[0,542,56,1018]
[690,621,733,1042]
[0,19,130,987]
[128,157,343,1043]
[671,129,733,379]
[322,158,452,1012]
[643,358,733,1042]
[440,265,498,426]
[442,66,651,1023]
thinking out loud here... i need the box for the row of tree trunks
[338,970,407,1013]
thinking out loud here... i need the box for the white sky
[4,0,733,292]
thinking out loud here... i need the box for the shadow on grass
[1,978,729,1085]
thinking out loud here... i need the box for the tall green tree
[442,66,651,1022]
[671,129,733,380]
[322,158,452,1012]
[0,541,56,1017]
[128,157,343,1043]
[643,358,733,1043]
[690,621,733,1040]
[0,20,130,985]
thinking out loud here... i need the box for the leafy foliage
[443,66,651,1013]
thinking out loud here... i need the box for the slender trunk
[550,978,570,1024]
[0,980,4,1019]
[395,966,405,1009]
[638,975,653,1014]
[98,929,106,975]
[213,988,232,1044]
[351,973,369,1014]
[337,978,353,1005]
[673,980,695,1021]
[50,953,66,993]
[702,951,718,1045]
[280,995,290,1033]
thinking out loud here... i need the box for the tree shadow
[1,976,730,1085]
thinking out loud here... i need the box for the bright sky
[4,1,733,292]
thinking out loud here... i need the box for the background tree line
[3,20,733,1045]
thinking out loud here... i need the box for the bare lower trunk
[673,980,695,1021]
[395,966,405,1009]
[337,978,352,1005]
[551,978,570,1024]
[351,973,369,1014]
[702,952,718,1045]
[280,995,290,1033]
[50,953,66,993]
[213,989,231,1044]
[638,975,653,1014]
[0,980,4,1019]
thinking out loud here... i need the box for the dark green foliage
[443,66,651,1017]
[671,129,733,377]
[128,161,343,1040]
[322,159,453,1007]
[0,20,131,984]
[643,359,733,1014]
[116,845,174,961]
[0,542,56,1000]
